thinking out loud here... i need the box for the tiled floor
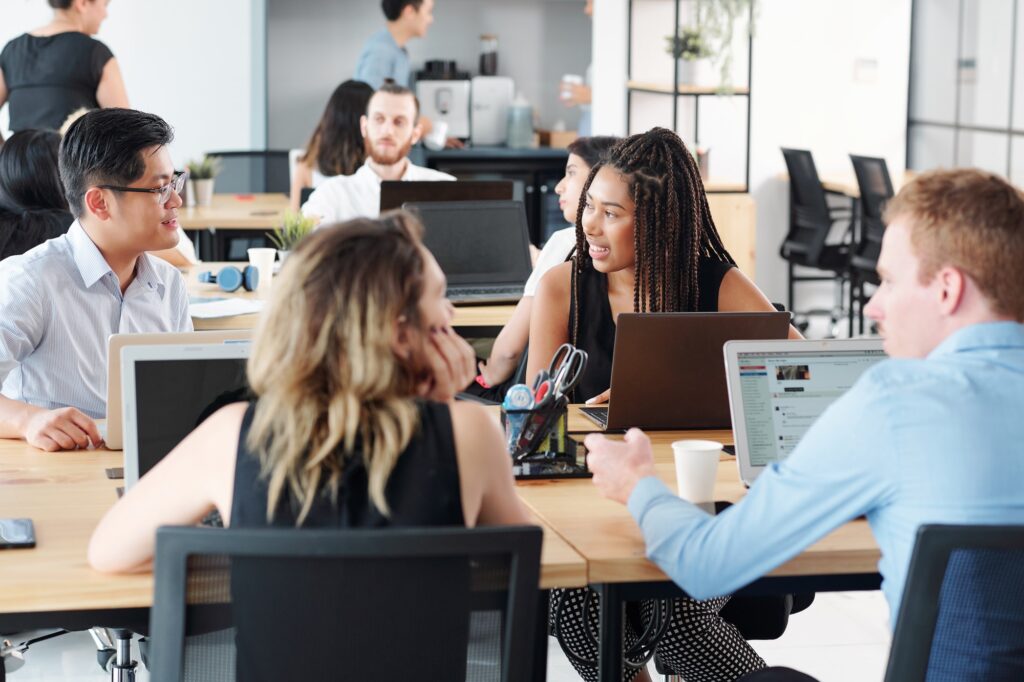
[8,592,888,681]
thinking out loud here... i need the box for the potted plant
[269,210,316,263]
[185,156,221,207]
[665,26,712,85]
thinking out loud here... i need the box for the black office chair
[206,150,292,194]
[848,155,894,335]
[148,525,542,682]
[884,524,1024,681]
[779,148,853,335]
[299,186,315,206]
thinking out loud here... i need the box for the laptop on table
[379,180,514,212]
[405,200,532,304]
[580,312,791,431]
[121,343,251,488]
[105,331,252,450]
[724,338,886,486]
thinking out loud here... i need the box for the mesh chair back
[884,524,1024,682]
[780,148,832,264]
[848,156,894,278]
[150,525,542,682]
[207,151,291,194]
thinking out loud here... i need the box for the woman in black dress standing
[0,0,128,141]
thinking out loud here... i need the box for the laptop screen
[735,349,886,466]
[132,357,250,479]
[410,201,532,287]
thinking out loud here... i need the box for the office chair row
[779,148,894,337]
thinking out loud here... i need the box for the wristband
[475,374,492,389]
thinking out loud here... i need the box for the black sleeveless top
[568,257,734,401]
[231,400,465,529]
[0,33,113,132]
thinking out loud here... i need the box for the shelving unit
[626,0,755,191]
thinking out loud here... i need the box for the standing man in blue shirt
[354,0,434,90]
[0,108,192,451]
[586,169,1024,636]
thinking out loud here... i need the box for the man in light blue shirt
[354,0,434,89]
[587,169,1024,628]
[0,108,191,451]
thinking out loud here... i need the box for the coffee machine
[415,61,471,140]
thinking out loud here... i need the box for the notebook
[121,342,251,488]
[405,200,533,304]
[724,338,886,486]
[105,331,252,450]
[579,312,791,430]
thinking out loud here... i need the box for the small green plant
[186,155,222,180]
[666,26,712,61]
[269,210,316,252]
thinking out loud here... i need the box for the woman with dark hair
[290,80,375,210]
[0,129,73,260]
[530,128,800,681]
[0,0,128,141]
[472,135,620,396]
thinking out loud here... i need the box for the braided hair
[570,127,735,345]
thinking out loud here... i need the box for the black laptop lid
[405,200,532,287]
[606,312,791,430]
[380,180,513,212]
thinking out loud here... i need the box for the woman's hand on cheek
[419,326,476,402]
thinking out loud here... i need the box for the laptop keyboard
[447,286,524,302]
[579,406,609,428]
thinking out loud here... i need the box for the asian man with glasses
[0,108,192,451]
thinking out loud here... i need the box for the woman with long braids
[530,128,799,681]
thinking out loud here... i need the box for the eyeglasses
[97,170,189,205]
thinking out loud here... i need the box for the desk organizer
[502,402,591,480]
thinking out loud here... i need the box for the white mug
[247,248,276,298]
[671,439,722,504]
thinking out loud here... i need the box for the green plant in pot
[665,0,756,91]
[269,210,316,263]
[665,26,712,84]
[184,156,222,207]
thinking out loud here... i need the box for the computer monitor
[380,180,513,212]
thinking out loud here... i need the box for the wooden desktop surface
[0,438,586,619]
[185,263,517,332]
[178,193,288,230]
[516,427,880,585]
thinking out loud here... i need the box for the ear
[391,314,413,360]
[83,187,113,221]
[360,114,368,139]
[410,121,423,146]
[936,265,967,316]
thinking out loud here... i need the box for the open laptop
[121,343,251,488]
[725,338,887,486]
[580,312,791,430]
[405,200,533,304]
[105,331,252,450]
[380,180,514,212]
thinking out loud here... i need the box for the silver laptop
[724,338,886,486]
[121,343,251,488]
[105,331,251,450]
[403,200,532,304]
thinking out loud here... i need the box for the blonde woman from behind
[89,210,530,573]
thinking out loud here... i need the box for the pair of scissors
[546,343,588,403]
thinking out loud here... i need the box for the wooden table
[516,426,880,681]
[0,437,585,632]
[185,263,517,335]
[177,193,289,230]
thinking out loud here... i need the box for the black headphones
[197,265,259,292]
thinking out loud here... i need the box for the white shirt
[0,221,192,419]
[524,227,577,296]
[301,160,455,225]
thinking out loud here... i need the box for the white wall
[591,0,913,305]
[266,0,592,149]
[0,0,262,167]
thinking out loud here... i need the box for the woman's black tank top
[231,400,465,529]
[567,257,734,401]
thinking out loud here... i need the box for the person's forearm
[0,395,41,440]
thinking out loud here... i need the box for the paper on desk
[189,298,265,318]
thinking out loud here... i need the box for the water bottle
[506,93,533,149]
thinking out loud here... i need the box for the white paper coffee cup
[247,248,276,297]
[672,439,722,503]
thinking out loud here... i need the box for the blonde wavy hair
[246,212,430,523]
